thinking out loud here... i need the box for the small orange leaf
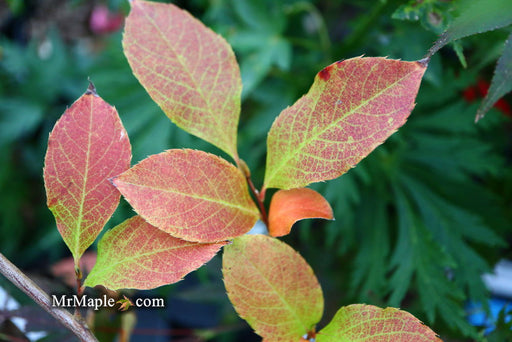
[268,188,333,237]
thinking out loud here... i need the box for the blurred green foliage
[1,0,511,340]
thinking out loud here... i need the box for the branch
[0,253,98,342]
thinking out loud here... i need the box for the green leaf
[43,83,131,264]
[476,31,512,121]
[112,149,259,242]
[222,234,323,341]
[349,187,390,301]
[263,57,426,190]
[84,215,225,290]
[123,0,242,160]
[389,183,478,336]
[316,304,441,342]
[429,0,512,56]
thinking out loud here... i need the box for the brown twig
[0,253,98,342]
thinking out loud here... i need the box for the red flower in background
[463,79,512,117]
[90,5,124,35]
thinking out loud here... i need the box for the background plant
[0,0,511,341]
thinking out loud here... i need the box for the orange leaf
[44,83,131,264]
[316,304,442,341]
[223,235,323,341]
[123,0,241,160]
[84,216,225,290]
[268,188,333,237]
[112,149,259,242]
[264,57,427,190]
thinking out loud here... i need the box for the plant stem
[236,158,269,226]
[0,253,98,342]
[246,176,269,226]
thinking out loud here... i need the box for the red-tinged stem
[246,176,269,226]
[236,158,269,226]
[75,267,83,318]
[0,253,98,342]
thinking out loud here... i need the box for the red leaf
[112,149,259,242]
[44,83,131,264]
[268,188,333,237]
[316,304,442,341]
[223,235,323,341]
[84,215,225,290]
[123,0,241,160]
[264,57,426,190]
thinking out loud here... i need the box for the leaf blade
[223,235,323,341]
[263,57,426,190]
[429,0,512,56]
[476,32,512,121]
[44,84,131,264]
[123,0,241,160]
[84,215,225,290]
[268,188,333,237]
[316,304,442,342]
[112,149,259,242]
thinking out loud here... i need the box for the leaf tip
[85,79,98,97]
[417,57,430,68]
[475,109,485,123]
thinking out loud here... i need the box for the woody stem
[0,253,98,342]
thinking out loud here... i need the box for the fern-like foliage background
[1,0,511,340]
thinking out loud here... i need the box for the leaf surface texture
[264,57,426,189]
[44,85,131,263]
[112,149,259,242]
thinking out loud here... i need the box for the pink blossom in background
[90,5,124,34]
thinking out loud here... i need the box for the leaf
[268,188,333,237]
[389,183,475,336]
[429,0,512,56]
[316,304,442,342]
[263,57,427,190]
[476,32,512,121]
[43,83,131,264]
[223,234,323,341]
[112,149,259,242]
[123,0,241,160]
[116,295,134,311]
[84,215,225,290]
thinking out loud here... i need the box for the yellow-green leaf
[316,304,442,342]
[84,215,225,290]
[123,0,241,160]
[223,235,323,341]
[264,57,426,190]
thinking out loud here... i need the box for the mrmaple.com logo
[51,294,164,311]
